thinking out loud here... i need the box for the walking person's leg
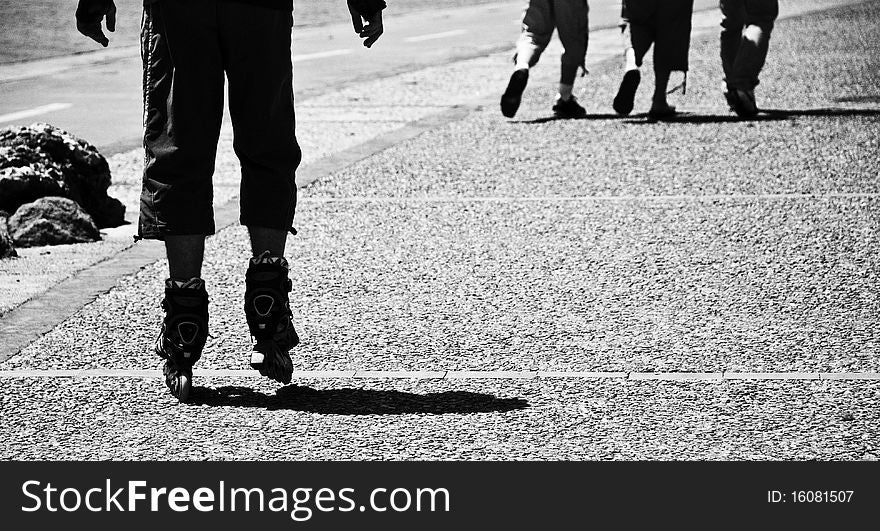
[648,0,693,118]
[728,0,779,115]
[140,0,225,402]
[501,0,555,117]
[719,0,746,86]
[613,0,655,115]
[220,1,302,385]
[721,0,777,116]
[552,0,590,118]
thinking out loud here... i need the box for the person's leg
[165,236,206,279]
[613,19,642,115]
[651,0,693,115]
[221,5,300,243]
[719,0,746,86]
[248,228,288,259]
[731,0,779,90]
[651,68,672,109]
[614,0,654,114]
[221,1,300,384]
[553,0,589,113]
[622,16,638,72]
[725,0,776,116]
[515,0,555,70]
[625,0,656,69]
[141,0,224,401]
[502,0,554,117]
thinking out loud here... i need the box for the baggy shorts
[139,0,301,240]
[620,0,694,72]
[516,0,590,85]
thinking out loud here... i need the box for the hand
[75,0,117,47]
[347,2,384,48]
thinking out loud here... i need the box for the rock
[8,196,101,247]
[0,212,16,258]
[0,123,125,228]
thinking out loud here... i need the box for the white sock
[624,48,638,71]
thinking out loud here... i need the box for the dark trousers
[139,0,301,240]
[720,0,779,90]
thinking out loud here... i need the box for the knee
[521,31,552,51]
[744,15,775,32]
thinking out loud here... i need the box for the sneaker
[155,278,209,402]
[244,251,299,385]
[552,95,587,119]
[613,69,641,116]
[726,87,758,118]
[500,69,529,118]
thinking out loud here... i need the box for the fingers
[77,20,109,47]
[106,3,117,32]
[360,15,384,48]
[347,4,364,33]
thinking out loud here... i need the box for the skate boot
[155,278,209,403]
[244,251,299,385]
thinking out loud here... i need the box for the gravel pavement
[2,376,878,460]
[1,1,878,460]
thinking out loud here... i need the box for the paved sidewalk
[1,1,878,460]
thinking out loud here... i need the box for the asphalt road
[0,0,717,153]
[0,0,506,63]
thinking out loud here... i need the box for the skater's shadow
[188,385,529,415]
[622,107,880,124]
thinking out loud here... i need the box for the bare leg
[652,68,671,108]
[247,226,287,258]
[557,82,573,102]
[648,68,678,118]
[165,235,207,279]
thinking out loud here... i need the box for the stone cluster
[0,123,126,255]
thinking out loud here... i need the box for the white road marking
[293,49,352,63]
[404,29,468,43]
[301,192,880,203]
[0,102,72,123]
[0,369,877,381]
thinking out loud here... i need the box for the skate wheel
[177,373,191,403]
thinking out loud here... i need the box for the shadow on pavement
[622,107,880,124]
[187,385,530,415]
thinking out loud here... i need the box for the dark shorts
[621,0,694,72]
[140,0,301,240]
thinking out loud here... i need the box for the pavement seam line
[300,192,880,203]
